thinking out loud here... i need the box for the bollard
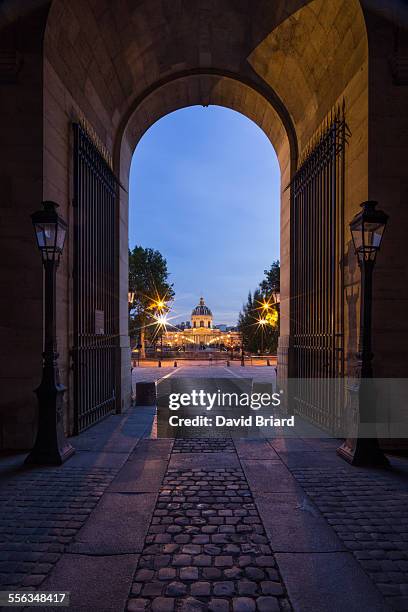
[174,361,177,368]
[158,360,162,367]
[267,359,271,366]
[135,381,157,406]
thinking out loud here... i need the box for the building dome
[192,297,212,317]
[191,297,213,329]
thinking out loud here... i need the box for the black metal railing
[290,104,347,433]
[72,123,117,433]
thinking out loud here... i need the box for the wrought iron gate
[72,123,117,433]
[291,105,347,432]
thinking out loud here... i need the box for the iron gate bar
[290,105,347,433]
[72,123,117,434]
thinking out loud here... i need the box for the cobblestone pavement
[292,467,408,611]
[126,442,291,612]
[0,466,119,590]
[172,439,235,454]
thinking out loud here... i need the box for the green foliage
[260,260,280,298]
[238,260,280,354]
[128,246,174,346]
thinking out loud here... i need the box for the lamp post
[128,291,135,361]
[337,201,389,466]
[258,318,267,357]
[25,201,75,465]
[155,311,168,368]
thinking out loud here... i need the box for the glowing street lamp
[155,312,168,367]
[156,313,168,328]
[257,317,268,355]
[151,297,167,313]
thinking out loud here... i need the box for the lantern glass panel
[351,224,363,253]
[55,224,67,251]
[35,222,57,250]
[363,221,385,251]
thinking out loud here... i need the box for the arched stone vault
[43,0,368,155]
[40,0,369,434]
[4,0,408,448]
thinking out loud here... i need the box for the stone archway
[39,0,370,438]
[14,0,408,450]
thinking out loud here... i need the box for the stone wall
[364,5,408,377]
[0,5,48,449]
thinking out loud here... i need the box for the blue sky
[129,106,280,326]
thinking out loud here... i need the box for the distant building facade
[164,297,241,349]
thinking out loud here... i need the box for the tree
[238,261,280,354]
[129,246,174,358]
[260,260,280,299]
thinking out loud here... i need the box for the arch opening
[116,75,294,402]
[127,104,282,356]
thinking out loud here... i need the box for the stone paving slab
[275,551,390,612]
[169,453,241,471]
[256,492,346,553]
[68,492,157,555]
[71,435,142,453]
[233,440,279,460]
[64,451,130,469]
[40,553,140,612]
[300,438,341,451]
[276,450,353,469]
[130,440,174,461]
[240,461,303,494]
[268,438,318,453]
[68,408,155,453]
[108,460,169,493]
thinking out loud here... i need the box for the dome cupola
[191,297,213,328]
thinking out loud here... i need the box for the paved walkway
[0,366,407,611]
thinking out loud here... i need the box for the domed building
[163,297,241,351]
[191,297,213,330]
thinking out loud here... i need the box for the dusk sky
[129,106,280,326]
